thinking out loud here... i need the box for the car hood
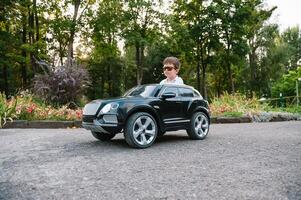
[83,96,149,116]
[89,96,146,105]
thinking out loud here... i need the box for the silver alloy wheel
[132,115,156,146]
[194,113,209,137]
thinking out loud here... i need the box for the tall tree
[214,0,252,93]
[0,0,47,94]
[243,1,276,96]
[44,0,92,66]
[87,0,124,98]
[172,0,218,99]
[280,26,301,71]
[122,0,164,85]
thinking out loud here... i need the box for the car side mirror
[161,92,176,99]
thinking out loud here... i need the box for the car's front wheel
[124,112,158,148]
[187,112,209,140]
[91,131,116,141]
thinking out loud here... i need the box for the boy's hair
[163,57,181,70]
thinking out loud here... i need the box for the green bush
[270,105,301,114]
[0,91,83,126]
[13,91,82,121]
[210,92,269,116]
[0,93,17,128]
[221,111,244,117]
[271,67,301,98]
[33,63,89,106]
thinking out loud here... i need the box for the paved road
[0,121,300,200]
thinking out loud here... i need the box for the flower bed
[209,92,268,117]
[1,91,300,128]
[1,92,82,128]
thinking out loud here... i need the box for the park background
[0,0,301,124]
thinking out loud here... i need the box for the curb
[211,116,252,123]
[2,117,253,129]
[1,116,300,129]
[2,120,82,129]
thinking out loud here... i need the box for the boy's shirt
[160,76,184,85]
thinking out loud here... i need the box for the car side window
[162,87,179,97]
[179,88,194,97]
[193,90,200,97]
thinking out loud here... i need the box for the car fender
[191,106,210,123]
[125,105,164,132]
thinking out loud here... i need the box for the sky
[265,0,301,32]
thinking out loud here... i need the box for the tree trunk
[196,42,201,93]
[201,60,207,100]
[34,0,39,74]
[226,49,234,93]
[21,15,27,88]
[135,43,143,85]
[59,41,64,66]
[249,39,257,97]
[200,42,208,100]
[3,65,8,96]
[225,29,235,93]
[2,24,10,95]
[197,61,201,92]
[33,0,39,42]
[107,63,112,96]
[28,7,34,45]
[67,0,80,66]
[100,76,104,98]
[139,45,144,84]
[28,5,36,76]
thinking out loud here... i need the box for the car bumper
[82,115,121,134]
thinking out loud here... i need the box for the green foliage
[0,93,17,128]
[33,63,89,106]
[210,92,268,116]
[87,56,124,99]
[280,27,301,71]
[0,0,300,104]
[87,0,125,99]
[221,111,244,117]
[270,106,301,114]
[122,0,165,84]
[0,91,83,122]
[271,67,301,97]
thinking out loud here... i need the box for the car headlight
[100,103,119,114]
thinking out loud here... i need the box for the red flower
[27,104,36,113]
[220,106,226,113]
[76,110,82,119]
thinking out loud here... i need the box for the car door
[178,87,195,119]
[158,86,184,125]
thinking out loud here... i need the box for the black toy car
[82,84,210,148]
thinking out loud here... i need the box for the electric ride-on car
[82,84,210,148]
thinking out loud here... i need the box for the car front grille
[82,115,95,123]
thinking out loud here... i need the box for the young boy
[160,57,184,85]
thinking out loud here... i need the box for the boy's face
[163,63,179,80]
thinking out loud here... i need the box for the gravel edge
[2,112,300,129]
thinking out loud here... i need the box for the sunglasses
[163,66,175,71]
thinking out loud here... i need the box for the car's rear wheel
[91,131,116,141]
[187,112,209,140]
[124,112,158,148]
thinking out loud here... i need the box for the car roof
[134,84,202,98]
[142,83,195,89]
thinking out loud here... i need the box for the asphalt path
[0,121,300,200]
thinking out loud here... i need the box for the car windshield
[124,85,157,97]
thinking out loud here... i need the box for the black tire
[124,112,158,148]
[91,131,116,141]
[186,112,209,140]
[157,130,166,137]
